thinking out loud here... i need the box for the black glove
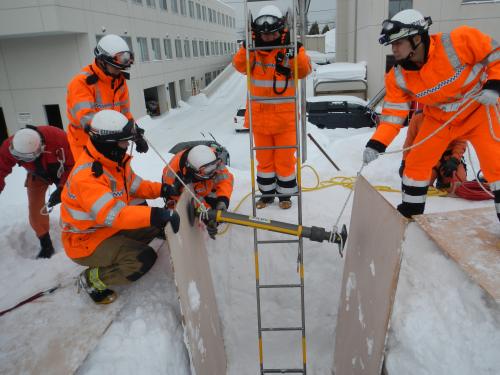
[47,187,63,208]
[399,160,405,178]
[440,157,460,178]
[134,135,149,153]
[206,220,218,240]
[160,183,180,200]
[150,207,180,233]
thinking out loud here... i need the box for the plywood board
[334,175,408,375]
[165,192,227,375]
[0,280,124,375]
[415,207,500,303]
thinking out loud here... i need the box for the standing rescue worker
[66,34,149,160]
[61,110,179,304]
[232,5,311,209]
[400,110,467,193]
[162,144,234,239]
[0,126,74,258]
[363,9,500,220]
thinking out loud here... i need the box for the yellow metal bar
[254,251,260,281]
[219,216,301,236]
[302,336,307,365]
[259,337,263,365]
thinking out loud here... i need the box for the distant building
[336,0,500,98]
[0,0,238,139]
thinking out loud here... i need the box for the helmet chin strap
[396,37,422,66]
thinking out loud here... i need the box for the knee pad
[126,247,158,282]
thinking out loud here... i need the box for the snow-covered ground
[0,69,499,375]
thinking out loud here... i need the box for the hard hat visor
[193,158,221,180]
[378,17,432,45]
[253,15,284,34]
[9,142,42,162]
[90,119,136,143]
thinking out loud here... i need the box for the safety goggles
[253,15,283,34]
[90,120,136,143]
[193,158,221,180]
[9,143,43,162]
[113,51,134,68]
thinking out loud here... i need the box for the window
[205,72,212,85]
[217,12,221,24]
[146,0,155,7]
[208,8,212,22]
[164,38,173,59]
[137,37,149,62]
[171,0,178,13]
[215,40,219,55]
[196,3,201,19]
[225,15,228,27]
[188,1,195,18]
[160,0,167,10]
[151,38,161,60]
[175,38,183,58]
[388,0,412,18]
[180,0,186,15]
[210,41,215,55]
[219,41,223,55]
[202,6,207,21]
[192,40,199,57]
[184,39,191,58]
[199,40,205,56]
[132,0,143,4]
[121,36,133,52]
[205,41,210,56]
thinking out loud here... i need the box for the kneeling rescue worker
[363,9,500,221]
[162,144,234,239]
[61,110,179,304]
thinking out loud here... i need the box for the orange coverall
[403,112,467,191]
[60,140,161,259]
[233,43,311,199]
[367,26,500,218]
[162,148,234,209]
[66,61,133,159]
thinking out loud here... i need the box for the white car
[233,108,248,133]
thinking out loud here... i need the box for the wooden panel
[165,192,227,375]
[415,207,500,303]
[334,175,408,375]
[0,279,124,375]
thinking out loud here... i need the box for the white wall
[0,0,238,135]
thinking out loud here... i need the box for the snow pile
[325,28,336,53]
[315,61,367,82]
[0,67,499,375]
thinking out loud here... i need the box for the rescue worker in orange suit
[66,34,149,160]
[61,110,179,304]
[400,110,467,193]
[232,5,311,209]
[0,126,74,258]
[162,144,234,239]
[362,9,500,220]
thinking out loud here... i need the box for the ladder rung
[261,327,303,332]
[259,283,302,289]
[257,239,300,244]
[256,193,300,199]
[262,369,304,373]
[253,145,298,151]
[248,44,296,51]
[249,95,297,102]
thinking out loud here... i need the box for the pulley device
[186,199,348,255]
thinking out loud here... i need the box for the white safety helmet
[252,5,285,34]
[187,145,220,180]
[9,128,44,162]
[94,34,134,69]
[379,9,432,46]
[88,110,136,143]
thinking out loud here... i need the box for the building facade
[0,0,238,139]
[336,0,500,98]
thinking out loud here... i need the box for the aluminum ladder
[243,0,307,373]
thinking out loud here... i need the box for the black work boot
[37,233,55,259]
[77,269,117,304]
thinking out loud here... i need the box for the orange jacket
[60,141,161,259]
[232,44,311,134]
[403,112,467,160]
[66,61,133,159]
[162,148,234,209]
[371,26,500,149]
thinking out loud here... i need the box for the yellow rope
[216,164,448,236]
